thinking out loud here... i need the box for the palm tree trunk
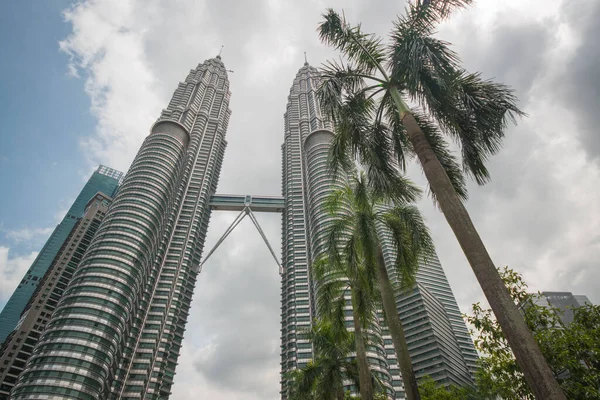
[390,87,566,400]
[337,386,345,400]
[375,245,420,400]
[351,289,374,400]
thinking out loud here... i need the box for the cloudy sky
[1,0,599,398]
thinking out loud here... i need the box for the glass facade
[281,63,326,384]
[0,192,113,397]
[0,166,122,345]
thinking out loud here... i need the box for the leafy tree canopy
[418,376,476,400]
[466,266,600,399]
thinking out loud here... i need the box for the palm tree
[312,255,379,400]
[325,172,434,400]
[317,3,566,399]
[288,319,358,400]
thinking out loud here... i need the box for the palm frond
[326,186,354,216]
[389,27,459,93]
[355,211,379,272]
[414,112,469,200]
[294,363,320,397]
[319,9,389,76]
[384,92,415,171]
[312,258,351,319]
[318,59,384,124]
[312,255,339,281]
[331,294,348,338]
[342,358,362,389]
[316,362,342,400]
[384,99,468,202]
[353,271,379,327]
[359,121,422,204]
[428,71,524,185]
[390,11,524,186]
[408,0,472,27]
[381,204,435,290]
[328,131,356,176]
[324,91,375,176]
[458,70,525,152]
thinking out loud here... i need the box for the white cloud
[59,0,165,172]
[4,227,54,243]
[172,211,282,399]
[55,0,600,397]
[0,247,38,304]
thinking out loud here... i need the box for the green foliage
[313,254,377,334]
[317,4,524,203]
[466,267,600,399]
[326,172,434,291]
[287,320,359,400]
[418,376,475,400]
[324,171,434,400]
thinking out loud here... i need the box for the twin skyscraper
[0,56,477,399]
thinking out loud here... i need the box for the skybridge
[208,194,284,213]
[202,194,285,273]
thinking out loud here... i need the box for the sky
[0,0,599,399]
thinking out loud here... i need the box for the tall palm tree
[325,172,435,400]
[288,320,358,400]
[317,3,566,399]
[312,255,378,400]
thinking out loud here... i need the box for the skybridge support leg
[247,209,283,275]
[200,207,283,275]
[200,209,246,269]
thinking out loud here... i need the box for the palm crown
[288,320,358,400]
[325,172,434,291]
[323,172,434,400]
[317,2,524,199]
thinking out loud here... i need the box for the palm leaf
[381,204,435,290]
[319,9,388,76]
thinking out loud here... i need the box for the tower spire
[304,51,308,65]
[217,45,224,59]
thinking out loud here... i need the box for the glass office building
[0,166,122,345]
[0,192,113,397]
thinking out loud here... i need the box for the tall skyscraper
[0,166,122,344]
[281,61,330,379]
[280,62,393,398]
[280,62,478,398]
[11,56,231,399]
[0,192,113,397]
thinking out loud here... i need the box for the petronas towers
[3,56,477,399]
